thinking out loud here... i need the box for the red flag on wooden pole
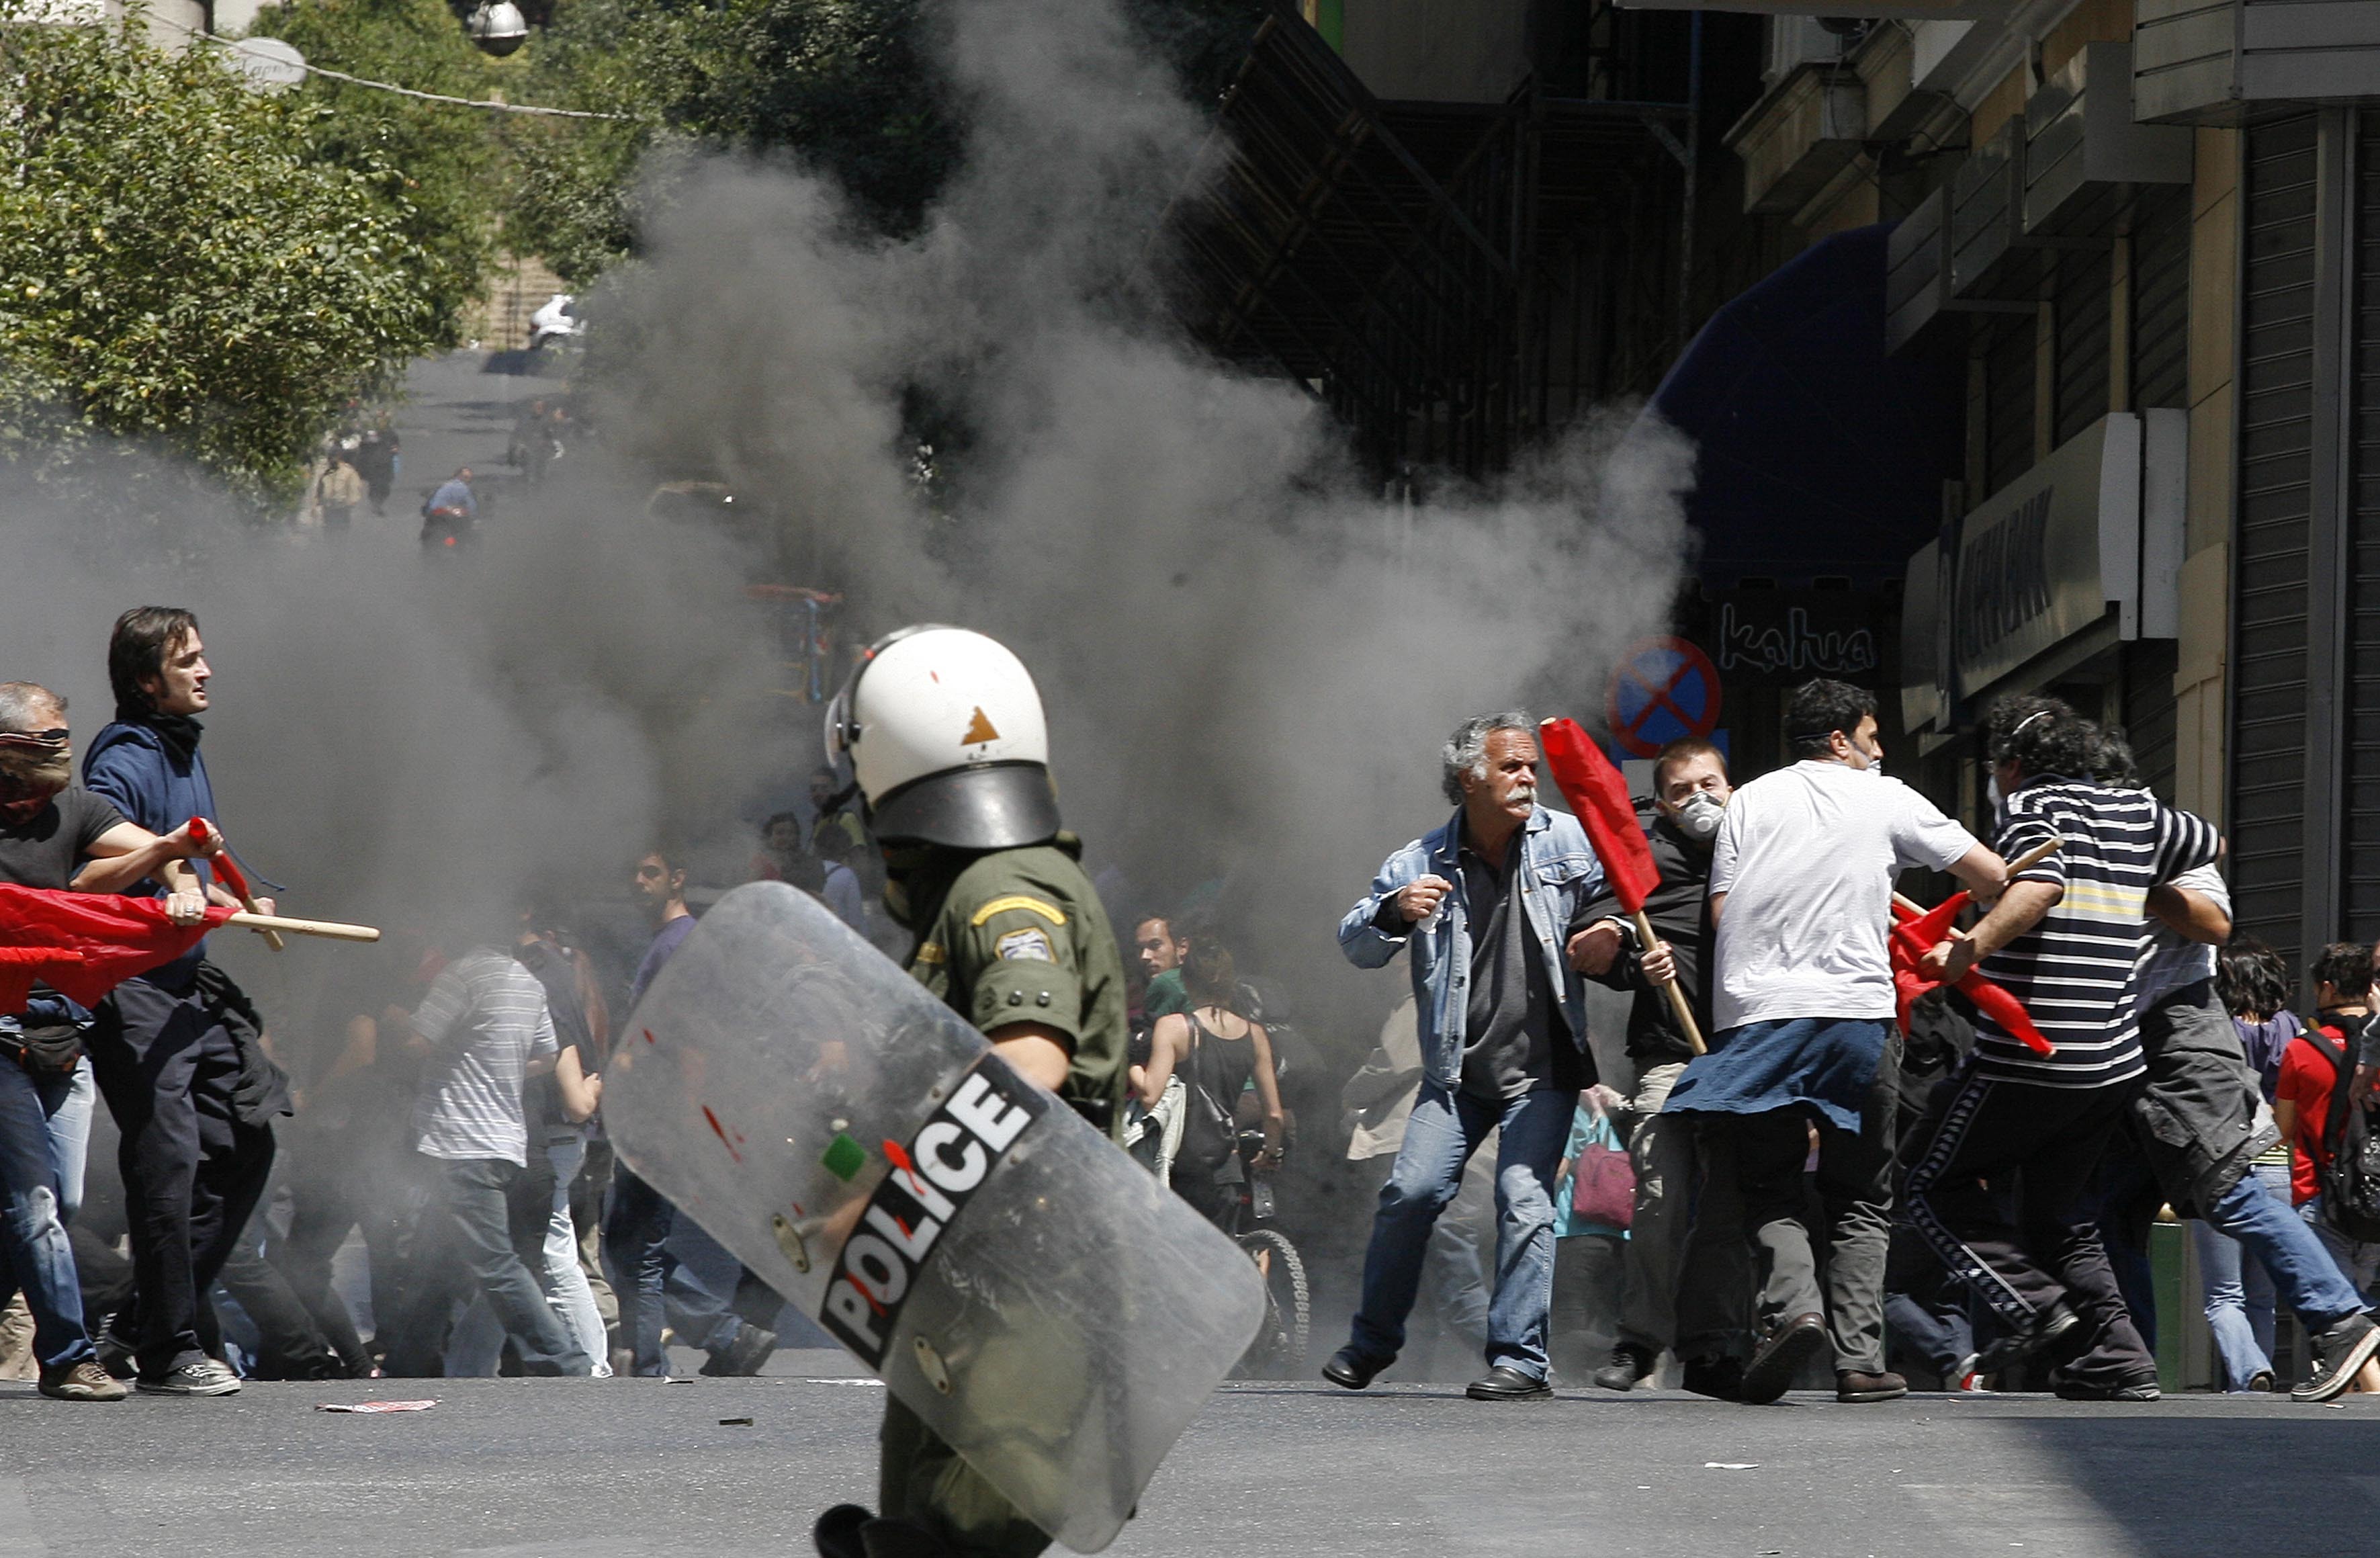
[1887,894,2054,1055]
[0,885,234,1010]
[1538,718,1704,1055]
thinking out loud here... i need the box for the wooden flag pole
[226,910,380,944]
[1633,909,1706,1056]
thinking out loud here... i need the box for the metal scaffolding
[1155,8,1696,481]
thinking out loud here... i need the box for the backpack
[2309,1025,2380,1243]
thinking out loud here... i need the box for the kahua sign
[1708,592,1882,684]
[1900,410,2187,732]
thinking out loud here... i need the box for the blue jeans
[2302,1195,2380,1303]
[2203,1164,2365,1338]
[2193,1162,2287,1390]
[1346,1084,1573,1381]
[603,1162,742,1375]
[0,1057,97,1369]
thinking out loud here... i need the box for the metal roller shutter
[2230,112,2320,967]
[2344,113,2380,935]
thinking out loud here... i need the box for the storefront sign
[1899,413,2187,729]
[1948,415,2135,698]
[1714,593,1882,682]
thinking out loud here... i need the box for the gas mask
[1671,789,1726,842]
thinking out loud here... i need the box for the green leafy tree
[252,0,511,336]
[0,13,448,509]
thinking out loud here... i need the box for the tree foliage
[0,14,447,509]
[251,0,511,335]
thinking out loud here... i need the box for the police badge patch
[994,927,1054,962]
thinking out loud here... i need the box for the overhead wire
[163,17,637,121]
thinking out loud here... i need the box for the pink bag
[1569,1141,1636,1231]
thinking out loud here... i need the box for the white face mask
[1986,773,2003,814]
[1671,790,1726,840]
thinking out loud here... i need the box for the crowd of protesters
[14,638,2380,1409]
[1315,682,2380,1405]
[0,609,889,1398]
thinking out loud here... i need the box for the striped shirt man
[1972,781,2220,1089]
[412,947,558,1166]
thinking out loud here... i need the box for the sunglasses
[0,729,68,743]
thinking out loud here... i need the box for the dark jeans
[90,976,274,1377]
[603,1162,742,1375]
[1904,1071,2156,1388]
[1696,1091,1895,1375]
[384,1156,586,1377]
[1672,1117,1757,1362]
[268,1144,385,1373]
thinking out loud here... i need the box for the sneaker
[2054,1375,2161,1401]
[38,1360,128,1401]
[2294,1313,2380,1403]
[1680,1354,1745,1402]
[1738,1312,1826,1405]
[703,1322,777,1378]
[135,1359,242,1396]
[1837,1369,1908,1403]
[1591,1342,1656,1393]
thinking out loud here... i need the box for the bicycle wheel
[1233,1228,1309,1376]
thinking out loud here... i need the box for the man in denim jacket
[1322,712,1603,1400]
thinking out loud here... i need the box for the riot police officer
[812,625,1129,1558]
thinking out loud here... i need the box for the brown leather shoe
[39,1359,128,1401]
[1739,1313,1826,1404]
[1837,1369,1908,1403]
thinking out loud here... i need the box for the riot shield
[605,881,1266,1553]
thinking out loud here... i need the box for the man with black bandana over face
[82,608,287,1396]
[811,626,1126,1558]
[0,681,216,1402]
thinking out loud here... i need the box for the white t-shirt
[411,947,558,1166]
[1709,761,1978,1031]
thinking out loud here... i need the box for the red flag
[0,885,234,1010]
[1538,718,1659,914]
[1887,892,2054,1055]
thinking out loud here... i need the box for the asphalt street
[3,1352,2373,1558]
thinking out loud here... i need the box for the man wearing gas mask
[1567,737,1747,1395]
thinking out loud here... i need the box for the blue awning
[1649,223,1965,589]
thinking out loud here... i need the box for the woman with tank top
[1139,933,1285,1233]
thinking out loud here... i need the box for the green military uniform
[879,834,1130,1558]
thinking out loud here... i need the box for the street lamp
[465,1,529,56]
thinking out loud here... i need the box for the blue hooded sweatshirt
[83,713,218,990]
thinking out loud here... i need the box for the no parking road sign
[1605,636,1722,759]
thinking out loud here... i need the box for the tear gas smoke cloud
[0,0,1695,1062]
[595,0,1700,1039]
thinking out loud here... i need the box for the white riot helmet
[824,625,1061,850]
